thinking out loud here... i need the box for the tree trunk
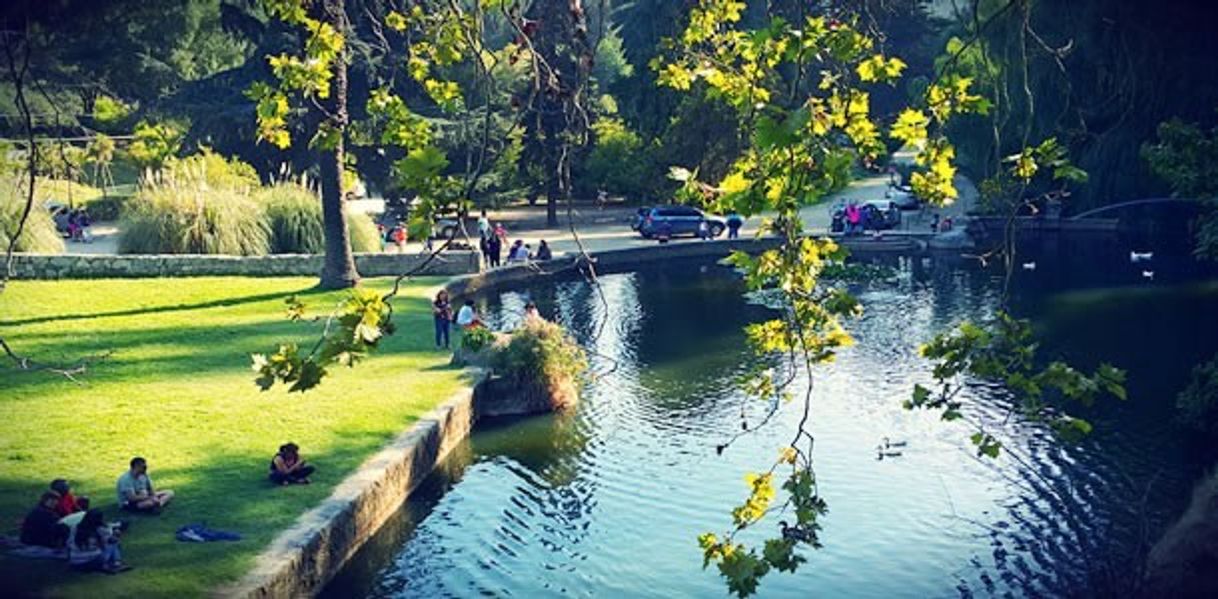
[317,0,359,289]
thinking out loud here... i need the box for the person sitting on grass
[50,479,86,518]
[116,457,174,513]
[269,443,315,485]
[20,491,64,548]
[67,509,129,574]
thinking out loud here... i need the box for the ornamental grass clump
[493,320,588,394]
[118,165,269,255]
[1,175,64,253]
[256,183,381,254]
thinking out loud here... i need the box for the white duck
[1130,251,1154,262]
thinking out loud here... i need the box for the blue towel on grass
[175,523,241,542]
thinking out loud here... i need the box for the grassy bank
[0,277,465,597]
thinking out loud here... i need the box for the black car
[635,205,727,239]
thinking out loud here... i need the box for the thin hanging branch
[1,24,110,379]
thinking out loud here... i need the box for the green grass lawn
[0,276,466,597]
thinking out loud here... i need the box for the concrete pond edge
[221,374,482,599]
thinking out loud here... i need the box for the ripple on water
[324,259,1214,598]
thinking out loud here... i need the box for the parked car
[433,216,460,239]
[830,201,902,232]
[636,205,727,239]
[885,184,920,210]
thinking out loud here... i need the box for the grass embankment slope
[0,277,465,597]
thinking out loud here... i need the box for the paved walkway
[63,166,977,260]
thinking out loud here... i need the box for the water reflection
[325,254,1218,598]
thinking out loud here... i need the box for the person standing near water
[433,290,453,349]
[487,233,502,267]
[726,211,744,239]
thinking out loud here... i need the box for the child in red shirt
[51,479,86,517]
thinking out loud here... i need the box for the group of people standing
[476,209,552,267]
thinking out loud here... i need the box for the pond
[325,247,1218,598]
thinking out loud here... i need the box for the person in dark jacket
[269,443,315,485]
[487,233,502,267]
[21,492,64,548]
[536,240,553,261]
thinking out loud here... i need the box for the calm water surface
[326,249,1218,598]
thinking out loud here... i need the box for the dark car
[831,202,902,233]
[636,205,727,239]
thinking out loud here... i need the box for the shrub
[1177,354,1218,437]
[158,148,260,192]
[1,176,64,253]
[127,119,186,170]
[81,196,127,221]
[119,179,270,255]
[493,319,587,392]
[581,117,662,200]
[256,183,381,254]
[460,326,496,352]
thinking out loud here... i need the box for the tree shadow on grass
[0,294,443,396]
[0,286,328,327]
[0,429,424,598]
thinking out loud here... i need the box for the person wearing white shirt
[456,299,481,329]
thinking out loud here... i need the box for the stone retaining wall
[10,251,481,279]
[223,377,482,598]
[444,237,786,298]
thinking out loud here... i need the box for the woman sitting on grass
[67,509,128,574]
[270,443,315,486]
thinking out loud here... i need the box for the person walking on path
[433,290,453,349]
[845,203,862,236]
[727,211,744,239]
[477,209,491,239]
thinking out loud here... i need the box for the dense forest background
[3,0,1218,212]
